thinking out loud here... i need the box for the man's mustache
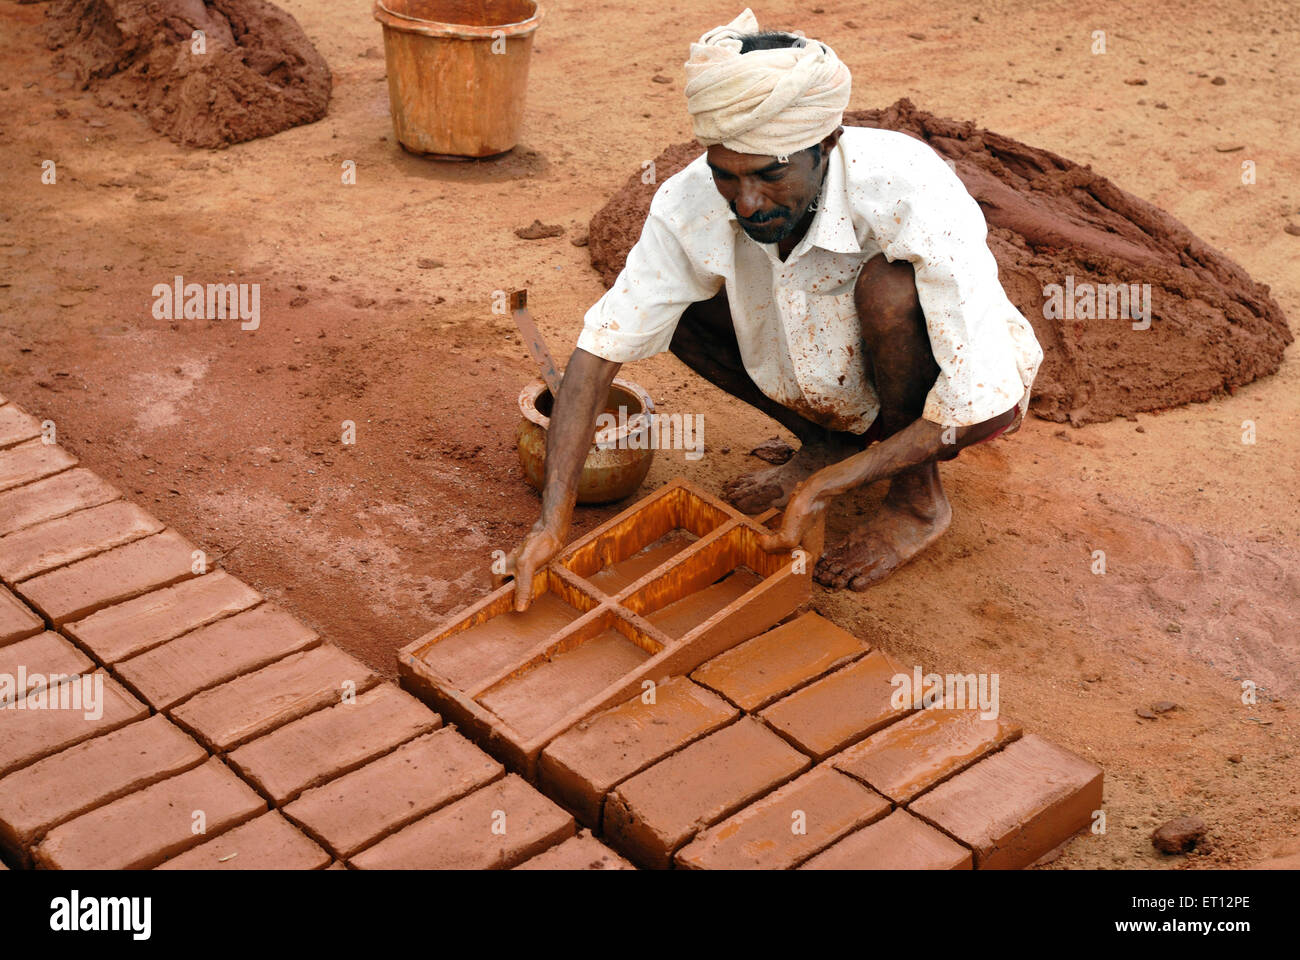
[732,204,791,223]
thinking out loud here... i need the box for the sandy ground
[0,0,1296,869]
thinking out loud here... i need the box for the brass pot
[516,377,655,504]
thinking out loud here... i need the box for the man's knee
[853,254,922,338]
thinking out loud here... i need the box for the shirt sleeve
[576,185,725,363]
[868,146,1041,427]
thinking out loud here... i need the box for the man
[499,9,1043,610]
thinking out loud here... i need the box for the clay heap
[588,99,1292,426]
[45,0,332,148]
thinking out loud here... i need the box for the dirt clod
[749,437,795,464]
[1152,815,1208,853]
[515,220,565,240]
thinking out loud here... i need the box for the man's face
[706,140,828,244]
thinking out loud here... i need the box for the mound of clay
[589,99,1292,425]
[46,0,331,148]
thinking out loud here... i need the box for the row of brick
[528,610,1102,869]
[0,395,622,870]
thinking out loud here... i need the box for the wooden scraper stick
[510,289,563,396]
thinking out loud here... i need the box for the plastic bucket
[373,0,542,158]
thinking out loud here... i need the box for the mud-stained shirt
[576,125,1044,433]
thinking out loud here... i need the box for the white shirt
[576,126,1043,433]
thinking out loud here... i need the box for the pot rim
[518,376,655,446]
[373,0,542,39]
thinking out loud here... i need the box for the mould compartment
[404,569,598,691]
[476,610,662,740]
[559,480,736,594]
[623,523,792,641]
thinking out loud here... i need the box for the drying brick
[604,717,811,869]
[0,672,147,776]
[0,406,42,450]
[690,611,867,711]
[284,727,502,859]
[350,774,573,870]
[0,468,120,537]
[675,765,889,870]
[908,734,1104,869]
[114,602,317,709]
[538,675,739,828]
[63,570,262,664]
[0,439,76,493]
[156,811,330,870]
[16,529,197,626]
[0,500,162,584]
[832,705,1022,803]
[514,829,634,870]
[0,715,206,865]
[800,809,973,870]
[172,644,380,752]
[0,585,43,646]
[228,683,440,805]
[0,631,93,706]
[759,649,911,760]
[33,757,266,870]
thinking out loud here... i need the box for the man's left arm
[760,149,1026,551]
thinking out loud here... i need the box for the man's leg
[669,288,866,514]
[815,255,955,590]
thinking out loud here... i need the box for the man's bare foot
[815,462,952,590]
[721,437,852,514]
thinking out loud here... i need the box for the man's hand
[494,521,565,612]
[492,347,622,612]
[756,474,828,552]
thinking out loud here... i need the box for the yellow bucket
[373,0,542,158]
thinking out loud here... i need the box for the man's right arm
[496,347,620,610]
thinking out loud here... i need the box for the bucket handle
[374,0,541,36]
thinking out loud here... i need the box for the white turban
[683,8,852,156]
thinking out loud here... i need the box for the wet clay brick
[908,734,1103,869]
[800,809,973,870]
[16,529,197,626]
[0,407,42,450]
[228,683,440,805]
[645,568,762,639]
[538,676,739,828]
[172,645,380,751]
[675,765,889,870]
[476,629,651,739]
[0,501,162,584]
[759,649,911,760]
[586,530,696,594]
[418,593,581,690]
[284,728,503,859]
[0,468,120,537]
[64,570,262,664]
[0,439,76,493]
[33,757,266,870]
[156,811,330,870]
[691,611,867,711]
[114,603,317,709]
[350,774,573,870]
[0,585,43,646]
[833,706,1022,803]
[0,673,147,776]
[0,715,206,865]
[515,829,634,870]
[604,717,811,869]
[0,632,93,706]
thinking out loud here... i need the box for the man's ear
[821,126,844,154]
